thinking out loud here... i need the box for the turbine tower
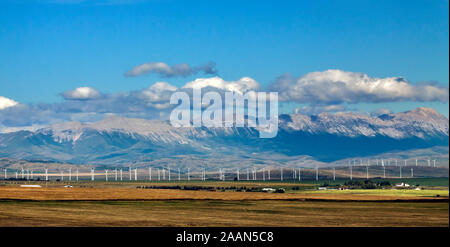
[349,161,352,180]
[168,166,171,181]
[366,165,369,180]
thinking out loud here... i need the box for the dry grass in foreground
[0,199,447,227]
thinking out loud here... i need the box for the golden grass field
[0,180,448,227]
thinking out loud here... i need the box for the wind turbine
[76,168,79,181]
[148,167,152,181]
[45,168,48,181]
[3,168,6,180]
[105,170,108,181]
[280,167,283,181]
[168,166,171,181]
[315,166,318,181]
[115,168,118,181]
[129,167,132,181]
[411,168,414,178]
[366,165,369,180]
[91,168,95,181]
[237,169,240,181]
[298,168,301,181]
[349,161,352,180]
[333,167,336,181]
[120,169,123,181]
[134,168,137,181]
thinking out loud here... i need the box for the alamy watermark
[169,88,278,138]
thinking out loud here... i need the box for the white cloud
[125,61,217,78]
[61,87,101,100]
[136,82,178,108]
[182,76,260,94]
[0,96,18,110]
[271,69,449,104]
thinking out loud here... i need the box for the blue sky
[0,0,448,121]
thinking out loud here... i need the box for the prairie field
[0,179,448,227]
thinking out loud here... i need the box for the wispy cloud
[125,61,218,78]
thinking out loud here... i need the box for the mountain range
[0,107,448,167]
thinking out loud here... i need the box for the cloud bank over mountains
[270,70,449,104]
[0,69,448,131]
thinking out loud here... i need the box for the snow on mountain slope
[0,107,447,164]
[280,107,448,139]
